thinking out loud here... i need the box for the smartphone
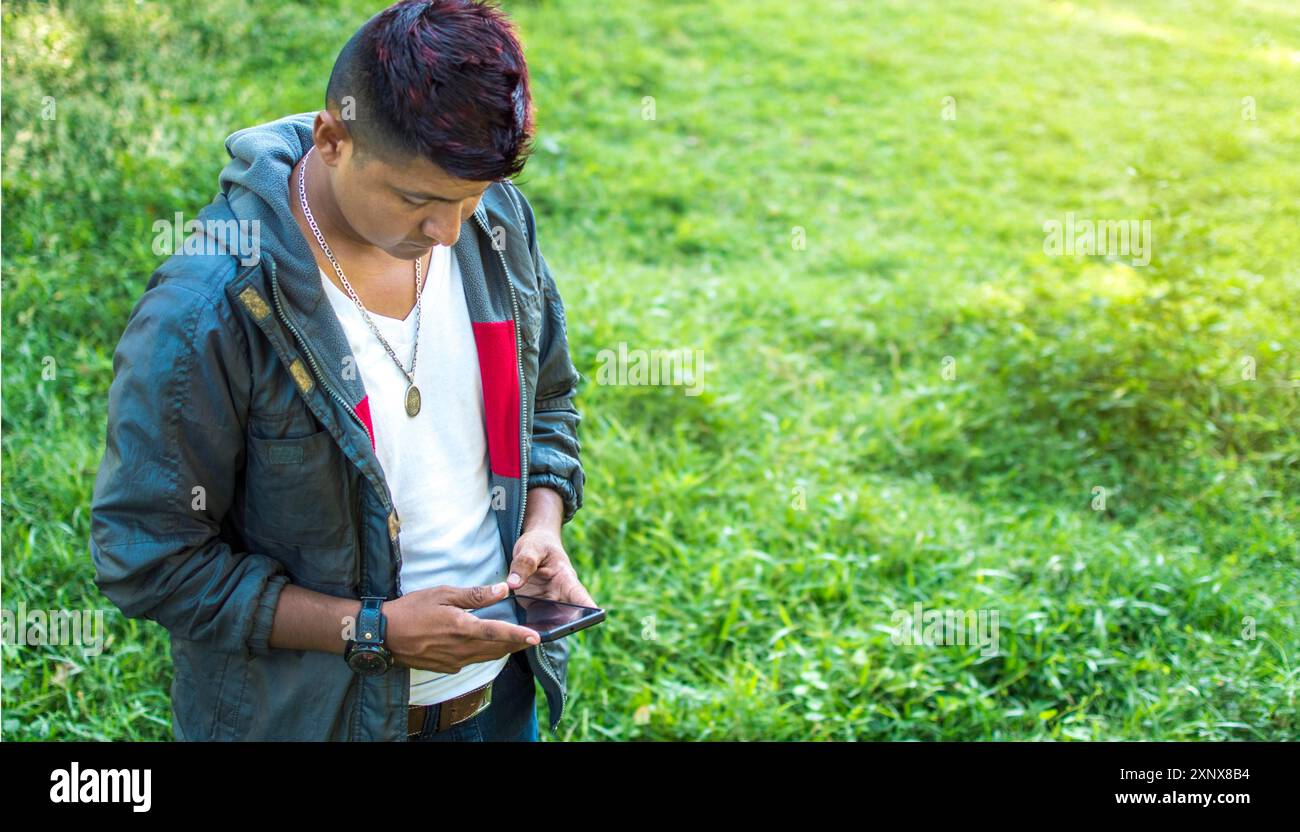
[470,591,605,643]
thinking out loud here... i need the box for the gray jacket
[89,112,584,740]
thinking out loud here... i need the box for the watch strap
[356,596,384,645]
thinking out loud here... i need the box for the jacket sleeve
[89,273,290,660]
[510,183,585,525]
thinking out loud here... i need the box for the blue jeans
[408,649,538,742]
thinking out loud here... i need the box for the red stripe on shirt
[471,320,521,478]
[356,394,375,450]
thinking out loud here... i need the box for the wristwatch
[344,596,393,676]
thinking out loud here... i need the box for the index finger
[464,614,540,646]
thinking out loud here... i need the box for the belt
[408,679,494,739]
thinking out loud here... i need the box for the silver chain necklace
[298,146,426,417]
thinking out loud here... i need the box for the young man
[89,0,592,741]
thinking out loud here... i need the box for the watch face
[349,649,388,675]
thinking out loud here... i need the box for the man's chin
[387,244,426,260]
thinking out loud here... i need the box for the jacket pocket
[242,428,356,591]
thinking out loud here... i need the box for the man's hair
[326,0,534,181]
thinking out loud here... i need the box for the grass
[2,0,1297,740]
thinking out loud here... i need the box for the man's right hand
[383,582,539,674]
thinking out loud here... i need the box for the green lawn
[2,0,1297,740]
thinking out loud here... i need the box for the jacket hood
[218,111,329,323]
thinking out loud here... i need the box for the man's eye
[402,196,427,207]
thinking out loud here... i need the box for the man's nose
[423,211,462,248]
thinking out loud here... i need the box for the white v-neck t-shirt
[319,245,509,706]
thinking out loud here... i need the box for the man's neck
[289,151,397,277]
[288,152,432,320]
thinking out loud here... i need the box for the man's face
[330,140,492,258]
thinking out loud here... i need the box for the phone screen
[470,592,605,642]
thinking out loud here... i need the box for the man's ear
[313,109,353,166]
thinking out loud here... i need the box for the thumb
[444,581,510,610]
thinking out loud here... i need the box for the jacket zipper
[352,477,364,595]
[267,258,369,437]
[268,257,404,600]
[473,210,565,726]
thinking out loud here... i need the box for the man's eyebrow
[392,183,490,201]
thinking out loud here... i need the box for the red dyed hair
[326,0,535,181]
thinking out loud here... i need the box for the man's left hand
[507,527,596,609]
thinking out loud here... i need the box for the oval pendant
[405,384,421,417]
